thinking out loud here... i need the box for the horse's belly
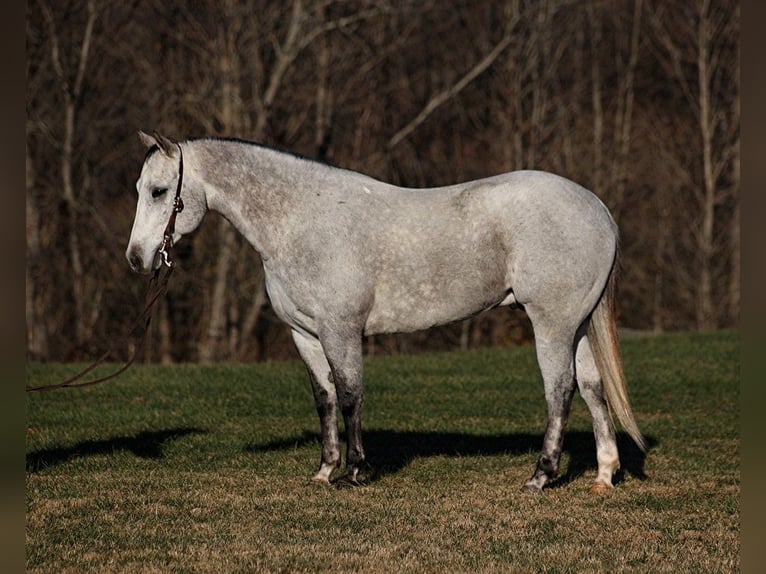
[364,280,507,335]
[364,228,510,335]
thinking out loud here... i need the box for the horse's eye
[152,187,168,199]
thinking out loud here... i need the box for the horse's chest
[263,268,317,335]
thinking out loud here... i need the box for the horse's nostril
[128,251,142,272]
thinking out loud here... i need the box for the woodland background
[25,0,739,363]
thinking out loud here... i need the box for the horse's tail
[587,250,646,451]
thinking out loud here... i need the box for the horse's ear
[138,130,177,156]
[153,132,178,157]
[138,130,157,149]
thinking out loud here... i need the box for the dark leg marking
[522,331,578,494]
[291,329,341,484]
[320,329,366,488]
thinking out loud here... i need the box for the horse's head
[126,131,205,274]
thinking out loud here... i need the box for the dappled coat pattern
[127,133,644,493]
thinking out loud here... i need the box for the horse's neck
[192,141,305,259]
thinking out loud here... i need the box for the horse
[126,131,645,494]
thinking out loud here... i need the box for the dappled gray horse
[127,132,644,493]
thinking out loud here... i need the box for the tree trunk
[727,195,739,326]
[197,0,245,362]
[26,144,49,359]
[696,0,716,330]
[652,194,669,333]
[41,0,98,351]
[198,221,237,363]
[610,0,643,221]
[588,2,604,197]
[61,104,87,346]
[314,5,332,161]
[237,275,268,360]
[159,300,173,365]
[727,22,740,326]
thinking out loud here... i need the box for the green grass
[26,331,739,573]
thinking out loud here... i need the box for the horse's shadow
[27,426,652,486]
[246,429,653,487]
[26,427,204,473]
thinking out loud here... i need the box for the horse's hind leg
[523,327,577,494]
[291,329,341,484]
[574,329,620,492]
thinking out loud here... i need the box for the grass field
[26,330,739,573]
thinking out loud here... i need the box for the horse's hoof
[333,475,362,489]
[520,483,543,495]
[310,474,332,487]
[589,481,613,494]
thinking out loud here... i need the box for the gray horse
[127,131,644,493]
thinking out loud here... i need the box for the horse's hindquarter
[495,171,619,322]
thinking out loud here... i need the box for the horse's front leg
[291,329,341,484]
[319,327,366,487]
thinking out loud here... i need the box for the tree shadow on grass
[246,429,654,486]
[26,427,205,473]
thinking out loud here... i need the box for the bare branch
[38,0,66,97]
[387,32,514,151]
[73,0,98,100]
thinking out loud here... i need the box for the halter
[157,143,185,267]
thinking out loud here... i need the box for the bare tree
[193,0,251,363]
[386,27,514,152]
[173,0,392,362]
[726,3,740,325]
[26,17,50,359]
[587,0,644,220]
[25,140,48,359]
[491,0,571,173]
[38,0,101,350]
[25,0,741,362]
[647,0,739,329]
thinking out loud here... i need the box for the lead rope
[26,144,185,393]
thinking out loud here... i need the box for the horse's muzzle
[126,247,157,275]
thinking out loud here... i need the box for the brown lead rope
[26,143,185,393]
[25,265,174,392]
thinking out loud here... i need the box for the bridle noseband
[157,143,185,268]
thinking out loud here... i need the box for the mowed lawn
[26,331,739,573]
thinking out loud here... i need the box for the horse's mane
[187,136,331,168]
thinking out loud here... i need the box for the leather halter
[157,144,185,268]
